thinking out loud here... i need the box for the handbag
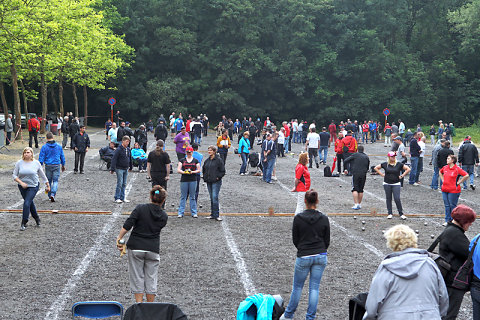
[427,231,452,279]
[452,236,480,291]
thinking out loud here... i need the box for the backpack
[324,165,332,177]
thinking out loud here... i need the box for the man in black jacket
[408,132,421,185]
[111,136,133,203]
[154,121,168,142]
[437,140,454,172]
[72,125,90,173]
[134,125,148,152]
[343,145,370,210]
[69,118,80,149]
[458,136,479,190]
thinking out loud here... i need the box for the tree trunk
[83,85,88,127]
[11,63,22,140]
[58,75,64,116]
[19,80,29,116]
[0,82,8,116]
[40,73,48,133]
[50,84,58,115]
[72,83,78,118]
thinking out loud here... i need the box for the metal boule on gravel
[362,220,366,225]
[424,222,428,226]
[361,227,365,231]
[86,178,89,181]
[415,230,419,234]
[171,203,175,207]
[353,216,357,220]
[199,204,203,208]
[431,234,435,239]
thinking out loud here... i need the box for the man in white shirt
[416,136,426,184]
[398,120,405,138]
[292,119,299,143]
[305,127,320,168]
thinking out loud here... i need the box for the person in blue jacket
[39,132,66,202]
[131,142,147,172]
[239,131,251,175]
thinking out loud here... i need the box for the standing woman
[216,129,231,164]
[374,151,411,220]
[440,155,469,226]
[177,146,200,218]
[116,185,168,303]
[438,205,476,319]
[13,147,50,230]
[281,190,329,320]
[147,140,171,190]
[291,152,310,215]
[238,131,250,175]
[429,124,436,145]
[202,145,226,221]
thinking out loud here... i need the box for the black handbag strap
[428,230,446,253]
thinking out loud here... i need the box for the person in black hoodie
[281,190,330,320]
[438,205,476,320]
[202,145,226,221]
[116,185,168,303]
[71,125,90,174]
[111,136,133,203]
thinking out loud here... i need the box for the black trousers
[74,152,86,172]
[6,131,12,145]
[336,153,344,173]
[29,131,38,148]
[249,136,255,149]
[343,152,352,173]
[444,286,466,320]
[219,152,227,164]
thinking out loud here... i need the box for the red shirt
[362,124,369,132]
[342,135,357,153]
[186,120,191,132]
[295,163,310,192]
[328,123,336,133]
[28,118,40,132]
[440,164,468,193]
[283,124,290,137]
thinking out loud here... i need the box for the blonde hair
[298,152,308,166]
[387,156,397,166]
[22,147,34,160]
[384,224,417,252]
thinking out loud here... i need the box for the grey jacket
[363,248,448,320]
[5,117,13,132]
[431,143,443,167]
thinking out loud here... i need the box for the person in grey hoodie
[363,224,448,320]
[5,114,13,145]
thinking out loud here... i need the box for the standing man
[392,136,407,187]
[175,115,184,133]
[248,122,257,149]
[398,119,405,139]
[384,123,392,146]
[72,125,90,174]
[134,125,148,153]
[117,121,126,142]
[69,118,80,150]
[261,133,275,183]
[113,110,122,125]
[319,127,330,165]
[292,119,299,144]
[27,114,40,148]
[5,114,13,145]
[408,132,421,185]
[430,139,446,191]
[154,120,168,143]
[174,126,190,161]
[110,136,132,203]
[191,117,203,145]
[343,145,370,210]
[108,122,118,145]
[306,127,320,168]
[104,118,112,140]
[283,121,291,153]
[369,121,377,143]
[39,132,66,202]
[342,131,358,175]
[361,121,369,144]
[458,136,479,190]
[61,116,70,149]
[328,120,337,145]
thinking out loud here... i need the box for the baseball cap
[393,136,402,140]
[387,151,396,157]
[185,146,193,152]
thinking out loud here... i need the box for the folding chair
[71,301,123,319]
[123,302,187,320]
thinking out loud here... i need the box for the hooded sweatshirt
[123,203,168,254]
[292,209,330,257]
[38,141,65,166]
[363,248,448,320]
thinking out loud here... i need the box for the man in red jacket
[342,131,358,175]
[28,115,40,148]
[328,120,337,145]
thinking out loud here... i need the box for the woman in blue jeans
[281,190,330,320]
[238,131,250,175]
[440,155,469,226]
[177,146,200,218]
[13,147,50,230]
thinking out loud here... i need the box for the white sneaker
[351,204,360,210]
[387,214,393,219]
[115,199,123,203]
[442,222,448,227]
[280,315,292,320]
[357,204,361,209]
[272,176,277,181]
[123,199,130,203]
[400,215,407,220]
[413,182,420,186]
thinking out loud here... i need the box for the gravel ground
[0,129,478,319]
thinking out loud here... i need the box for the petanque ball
[361,227,365,231]
[199,204,203,208]
[353,216,357,220]
[86,178,89,181]
[415,230,419,234]
[171,203,175,207]
[431,234,435,239]
[424,222,428,226]
[362,220,366,225]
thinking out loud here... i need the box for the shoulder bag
[452,236,480,291]
[427,231,452,279]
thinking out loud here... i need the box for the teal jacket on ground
[237,293,275,320]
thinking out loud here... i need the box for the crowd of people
[9,111,480,319]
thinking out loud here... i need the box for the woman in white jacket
[363,224,449,319]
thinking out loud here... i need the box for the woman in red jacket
[291,152,311,214]
[440,155,469,226]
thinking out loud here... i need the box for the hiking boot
[471,184,476,191]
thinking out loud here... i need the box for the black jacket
[111,144,132,171]
[99,145,115,160]
[202,155,226,183]
[437,147,454,169]
[293,209,330,257]
[154,124,168,141]
[72,132,90,153]
[117,126,126,141]
[134,129,148,145]
[123,203,168,254]
[458,141,479,165]
[343,152,370,175]
[69,123,79,137]
[439,222,470,286]
[61,121,69,134]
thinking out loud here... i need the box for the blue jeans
[430,166,443,190]
[284,137,290,153]
[240,153,248,174]
[115,168,128,200]
[362,132,368,143]
[18,184,40,223]
[415,157,423,182]
[442,192,460,222]
[194,133,202,145]
[284,254,328,320]
[462,165,474,189]
[45,164,61,198]
[319,146,328,163]
[207,180,222,218]
[178,181,197,216]
[263,158,275,182]
[471,286,480,320]
[370,131,376,143]
[409,157,419,184]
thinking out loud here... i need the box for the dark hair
[357,145,364,153]
[452,205,476,228]
[46,132,54,139]
[155,140,164,155]
[448,154,457,163]
[122,136,130,141]
[444,140,450,147]
[150,185,167,205]
[305,189,319,205]
[80,125,85,129]
[222,129,228,134]
[192,143,199,150]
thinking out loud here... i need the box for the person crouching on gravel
[116,185,168,303]
[291,152,310,215]
[374,151,411,220]
[281,190,329,320]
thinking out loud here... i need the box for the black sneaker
[471,185,476,190]
[50,196,55,202]
[316,163,319,168]
[20,223,27,231]
[79,171,85,174]
[35,218,41,227]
